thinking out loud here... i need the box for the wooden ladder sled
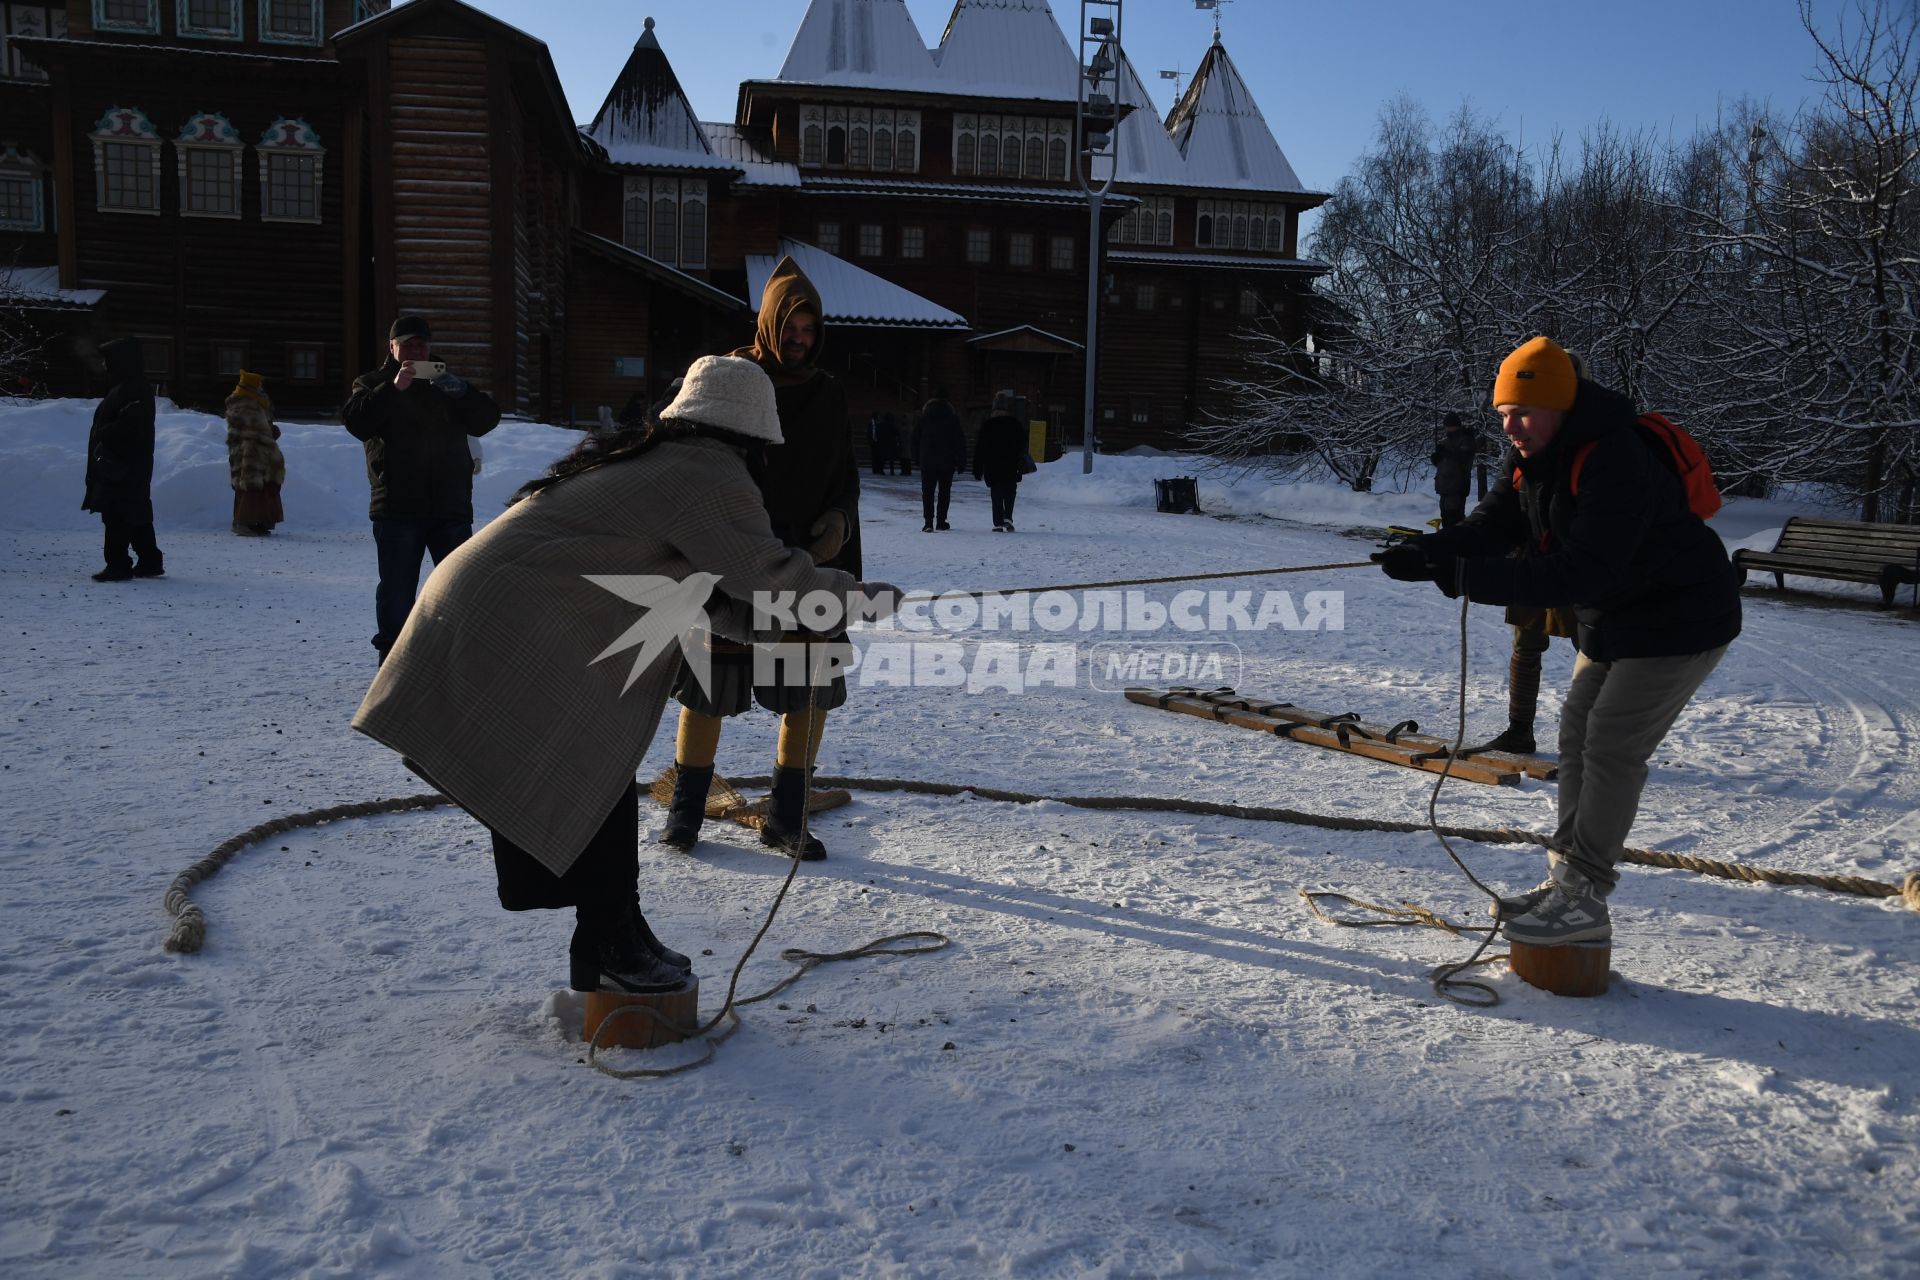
[1124,686,1557,786]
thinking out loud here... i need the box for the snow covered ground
[2,399,1916,1277]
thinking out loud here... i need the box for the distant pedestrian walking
[1432,411,1476,528]
[226,371,285,536]
[911,393,967,531]
[82,336,163,582]
[974,389,1030,532]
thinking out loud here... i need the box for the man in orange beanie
[1372,336,1740,946]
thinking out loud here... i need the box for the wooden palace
[0,0,1328,452]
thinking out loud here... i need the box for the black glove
[1371,544,1434,582]
[1429,548,1463,598]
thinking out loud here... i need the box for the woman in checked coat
[353,356,895,994]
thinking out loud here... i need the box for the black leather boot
[658,763,713,851]
[759,764,826,860]
[569,900,691,993]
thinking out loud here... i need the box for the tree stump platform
[1509,940,1611,997]
[581,977,701,1050]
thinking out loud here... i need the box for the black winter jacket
[973,413,1028,487]
[1426,379,1741,662]
[1431,427,1476,497]
[762,370,862,577]
[911,399,967,474]
[342,359,501,522]
[82,337,156,522]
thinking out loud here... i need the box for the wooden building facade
[0,0,1328,453]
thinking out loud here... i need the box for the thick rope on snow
[162,793,453,953]
[162,782,1915,956]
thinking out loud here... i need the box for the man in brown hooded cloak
[663,257,864,859]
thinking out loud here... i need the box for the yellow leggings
[675,706,828,770]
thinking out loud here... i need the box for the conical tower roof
[1165,35,1304,193]
[586,16,713,162]
[1112,47,1186,186]
[934,0,1079,102]
[777,0,938,91]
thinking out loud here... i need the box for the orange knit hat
[1493,336,1577,411]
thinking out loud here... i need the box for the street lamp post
[1075,0,1121,474]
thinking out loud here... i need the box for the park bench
[1731,516,1920,607]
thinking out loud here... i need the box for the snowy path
[3,447,1918,1275]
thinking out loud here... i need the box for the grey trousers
[1550,645,1729,895]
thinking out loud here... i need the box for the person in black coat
[1375,336,1739,948]
[973,390,1030,532]
[82,336,163,582]
[342,314,502,662]
[911,393,967,530]
[1431,411,1476,527]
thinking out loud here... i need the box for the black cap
[389,315,431,343]
[1442,411,1463,429]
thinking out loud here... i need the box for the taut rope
[162,783,1919,958]
[898,560,1374,603]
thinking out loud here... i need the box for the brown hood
[733,256,824,386]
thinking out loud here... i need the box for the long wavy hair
[508,418,768,507]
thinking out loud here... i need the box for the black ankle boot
[658,763,713,850]
[569,901,691,993]
[759,764,826,860]
[1464,725,1537,756]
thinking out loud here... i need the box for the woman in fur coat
[226,371,285,535]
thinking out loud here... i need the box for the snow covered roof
[744,239,968,330]
[0,266,105,309]
[571,231,746,312]
[797,174,1130,209]
[1165,37,1308,195]
[776,0,938,94]
[585,18,715,163]
[701,123,801,187]
[1112,48,1187,188]
[933,0,1081,103]
[1107,249,1324,274]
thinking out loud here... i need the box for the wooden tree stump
[581,977,701,1050]
[1509,940,1612,997]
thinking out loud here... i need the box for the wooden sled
[648,766,851,832]
[1125,687,1552,786]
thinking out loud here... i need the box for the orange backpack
[1515,412,1723,521]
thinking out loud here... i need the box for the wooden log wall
[387,35,493,395]
[56,60,347,410]
[563,240,651,426]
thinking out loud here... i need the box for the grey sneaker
[1490,877,1558,920]
[1502,883,1612,945]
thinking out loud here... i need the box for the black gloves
[1372,543,1433,582]
[1372,539,1465,597]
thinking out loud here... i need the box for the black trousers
[371,516,470,657]
[921,469,954,525]
[1439,494,1468,528]
[490,780,638,911]
[990,483,1018,528]
[101,513,160,572]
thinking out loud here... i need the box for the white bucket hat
[659,355,782,444]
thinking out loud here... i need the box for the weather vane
[1193,0,1231,41]
[1159,64,1184,98]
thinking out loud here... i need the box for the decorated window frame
[257,117,323,223]
[176,111,243,218]
[92,0,158,33]
[91,106,162,215]
[621,175,648,251]
[257,0,321,46]
[0,142,46,231]
[177,0,241,39]
[3,5,67,83]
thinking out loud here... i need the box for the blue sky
[451,0,1843,205]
